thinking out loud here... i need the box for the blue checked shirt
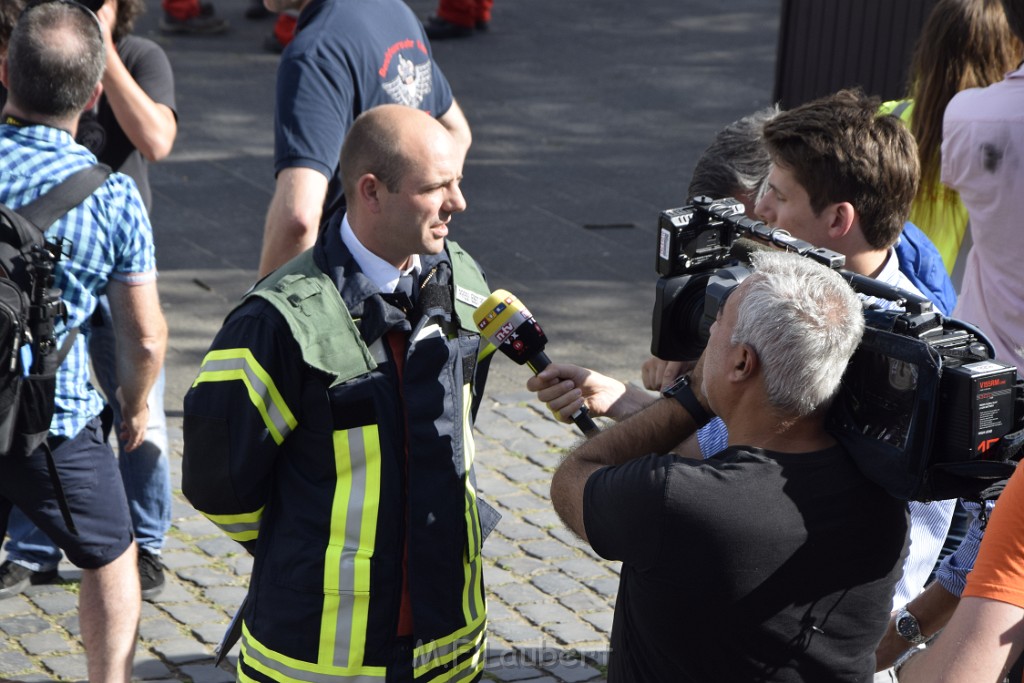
[0,123,156,439]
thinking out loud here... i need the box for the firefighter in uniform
[182,105,497,683]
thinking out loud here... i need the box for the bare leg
[79,543,140,683]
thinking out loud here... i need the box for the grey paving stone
[227,554,254,576]
[161,550,214,570]
[0,613,50,637]
[490,581,549,606]
[176,566,238,588]
[195,535,244,558]
[522,510,562,530]
[496,557,551,577]
[496,522,547,542]
[530,572,584,597]
[527,481,554,500]
[581,577,619,599]
[151,637,214,664]
[521,540,575,561]
[20,630,68,656]
[539,659,604,683]
[484,661,548,682]
[179,662,236,683]
[203,585,249,610]
[487,619,547,646]
[501,462,551,484]
[579,611,614,634]
[557,590,612,614]
[133,650,176,680]
[149,578,196,604]
[174,517,222,538]
[192,621,232,645]
[0,649,37,676]
[557,559,614,582]
[57,612,80,637]
[28,589,77,616]
[40,652,88,680]
[490,405,538,425]
[485,599,516,622]
[0,596,32,617]
[481,535,518,559]
[518,602,579,626]
[521,420,576,442]
[483,565,516,586]
[139,616,188,642]
[161,602,230,626]
[476,475,520,497]
[543,621,606,648]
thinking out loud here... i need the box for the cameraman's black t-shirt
[584,445,908,683]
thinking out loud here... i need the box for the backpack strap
[17,164,113,232]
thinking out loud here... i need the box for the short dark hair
[7,0,105,119]
[762,89,920,250]
[0,0,26,54]
[112,0,145,43]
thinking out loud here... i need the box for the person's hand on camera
[641,356,694,391]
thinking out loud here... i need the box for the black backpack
[0,164,111,459]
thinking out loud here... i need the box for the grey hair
[732,250,865,416]
[687,104,781,203]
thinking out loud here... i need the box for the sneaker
[263,33,286,54]
[245,1,272,19]
[159,10,228,35]
[424,16,474,40]
[0,560,58,600]
[138,549,166,601]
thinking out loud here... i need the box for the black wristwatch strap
[662,375,713,427]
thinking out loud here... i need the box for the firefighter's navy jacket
[182,223,497,682]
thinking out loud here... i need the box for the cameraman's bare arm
[106,277,167,451]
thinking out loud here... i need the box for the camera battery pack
[938,359,1017,462]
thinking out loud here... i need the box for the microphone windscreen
[473,289,548,365]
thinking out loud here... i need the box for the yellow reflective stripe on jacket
[192,348,298,445]
[202,507,263,542]
[412,617,486,681]
[240,621,385,683]
[320,425,382,671]
[459,383,485,624]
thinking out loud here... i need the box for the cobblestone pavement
[0,388,626,683]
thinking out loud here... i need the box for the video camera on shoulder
[651,196,1024,502]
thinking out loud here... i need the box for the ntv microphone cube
[472,289,548,365]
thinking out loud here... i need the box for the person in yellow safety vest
[879,0,1023,288]
[182,105,498,683]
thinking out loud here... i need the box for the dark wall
[773,0,940,109]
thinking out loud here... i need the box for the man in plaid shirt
[0,2,167,681]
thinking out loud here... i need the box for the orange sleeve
[963,467,1024,607]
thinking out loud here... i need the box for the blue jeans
[3,296,170,570]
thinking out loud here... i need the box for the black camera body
[652,196,1024,501]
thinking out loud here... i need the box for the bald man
[183,105,496,682]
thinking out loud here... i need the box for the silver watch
[894,606,928,645]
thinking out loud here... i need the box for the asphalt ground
[0,0,779,679]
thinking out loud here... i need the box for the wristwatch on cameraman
[662,374,713,428]
[894,606,928,645]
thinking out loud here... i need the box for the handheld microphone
[473,290,599,436]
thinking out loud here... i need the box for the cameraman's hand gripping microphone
[473,290,600,436]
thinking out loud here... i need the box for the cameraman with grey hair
[550,250,907,682]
